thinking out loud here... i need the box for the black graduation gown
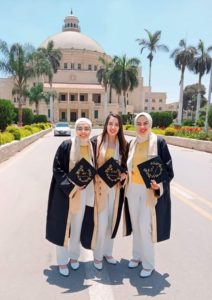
[46,139,94,248]
[124,136,174,242]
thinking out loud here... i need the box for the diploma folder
[97,157,124,188]
[68,158,96,187]
[137,156,168,188]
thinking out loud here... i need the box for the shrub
[0,132,15,145]
[0,99,16,131]
[6,126,22,140]
[182,119,194,126]
[150,112,173,128]
[164,127,177,136]
[196,119,205,127]
[22,108,34,125]
[208,105,212,128]
[33,114,48,123]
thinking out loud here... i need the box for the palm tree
[112,54,140,114]
[36,41,62,122]
[170,39,197,124]
[136,29,169,112]
[0,40,35,125]
[26,82,52,115]
[189,40,212,124]
[96,57,114,120]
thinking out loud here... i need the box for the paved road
[0,129,212,300]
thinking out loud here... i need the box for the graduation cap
[137,156,169,189]
[97,157,125,188]
[68,158,96,187]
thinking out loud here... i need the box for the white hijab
[134,112,153,143]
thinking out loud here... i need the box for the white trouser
[56,189,86,265]
[127,183,155,270]
[93,187,116,261]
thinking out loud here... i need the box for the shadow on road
[43,259,171,296]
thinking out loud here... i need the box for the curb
[124,131,212,154]
[0,128,52,164]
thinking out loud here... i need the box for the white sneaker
[70,261,80,270]
[59,266,69,276]
[128,260,140,268]
[93,261,103,270]
[104,256,117,265]
[140,269,153,278]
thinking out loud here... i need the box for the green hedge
[0,132,15,145]
[0,99,15,131]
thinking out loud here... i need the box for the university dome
[41,11,105,53]
[41,31,105,53]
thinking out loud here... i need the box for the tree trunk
[177,70,184,125]
[195,75,202,125]
[103,85,108,121]
[148,59,152,112]
[49,81,53,123]
[123,91,127,114]
[18,102,23,127]
[205,67,212,132]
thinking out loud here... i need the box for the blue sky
[0,0,211,103]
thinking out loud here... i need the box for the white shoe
[70,261,80,270]
[93,261,103,270]
[140,269,153,278]
[128,260,140,268]
[104,256,117,265]
[59,266,69,276]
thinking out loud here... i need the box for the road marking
[81,248,115,300]
[171,182,212,221]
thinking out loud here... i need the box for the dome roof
[41,31,105,53]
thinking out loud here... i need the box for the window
[159,107,162,110]
[48,109,50,118]
[81,112,86,117]
[80,95,85,101]
[152,99,155,103]
[78,64,81,70]
[94,65,97,71]
[71,63,74,70]
[94,110,98,119]
[70,94,75,101]
[61,111,66,121]
[64,63,68,69]
[152,107,155,110]
[60,94,66,101]
[144,107,148,110]
[88,64,92,70]
[145,99,148,102]
[13,97,16,103]
[159,99,163,102]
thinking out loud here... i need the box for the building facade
[0,11,171,123]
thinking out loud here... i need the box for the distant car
[54,122,71,136]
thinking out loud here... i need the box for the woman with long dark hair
[92,113,128,270]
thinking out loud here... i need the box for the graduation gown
[46,139,95,248]
[124,135,174,242]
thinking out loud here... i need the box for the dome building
[0,11,168,123]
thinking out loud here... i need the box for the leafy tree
[22,108,34,125]
[36,41,62,122]
[26,82,50,115]
[170,39,196,124]
[137,30,169,111]
[0,40,35,125]
[189,40,212,124]
[0,99,15,131]
[96,57,114,120]
[183,83,206,110]
[111,54,140,114]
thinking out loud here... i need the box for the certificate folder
[137,156,168,188]
[97,157,124,188]
[68,158,96,187]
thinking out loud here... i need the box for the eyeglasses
[76,127,91,132]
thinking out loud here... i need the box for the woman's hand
[150,180,160,190]
[120,172,128,181]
